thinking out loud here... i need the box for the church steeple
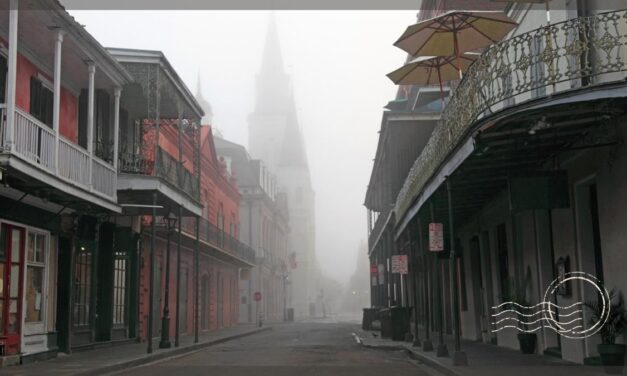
[195,70,213,125]
[260,12,286,77]
[279,90,308,169]
[254,13,290,114]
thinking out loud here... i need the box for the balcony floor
[117,173,203,217]
[0,152,121,213]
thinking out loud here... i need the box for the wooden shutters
[29,77,53,128]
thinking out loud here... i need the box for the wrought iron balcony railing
[395,10,627,220]
[118,146,199,201]
[181,216,256,265]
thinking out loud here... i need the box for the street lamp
[159,212,177,349]
[281,264,288,322]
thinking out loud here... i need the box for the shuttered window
[29,76,53,128]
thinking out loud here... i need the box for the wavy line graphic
[491,325,584,334]
[491,301,583,310]
[491,316,583,327]
[491,308,582,318]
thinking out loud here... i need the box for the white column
[4,0,18,151]
[113,87,121,170]
[87,62,96,187]
[52,29,64,171]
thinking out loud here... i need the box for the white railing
[92,156,117,198]
[14,108,55,172]
[58,137,91,187]
[0,106,118,202]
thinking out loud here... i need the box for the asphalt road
[115,318,429,376]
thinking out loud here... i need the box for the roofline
[47,0,133,85]
[106,47,205,118]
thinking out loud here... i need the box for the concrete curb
[78,326,273,376]
[404,347,462,376]
[354,334,462,376]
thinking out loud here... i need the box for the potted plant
[502,276,537,354]
[586,289,627,374]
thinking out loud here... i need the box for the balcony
[180,216,256,267]
[395,10,627,222]
[119,146,199,202]
[368,206,392,253]
[109,48,205,218]
[0,105,118,207]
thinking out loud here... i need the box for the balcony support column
[52,29,64,172]
[113,87,121,171]
[175,205,182,347]
[4,0,18,151]
[447,178,467,366]
[87,62,96,188]
[194,214,200,343]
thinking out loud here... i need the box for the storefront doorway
[0,224,25,355]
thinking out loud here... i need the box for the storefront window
[73,246,92,327]
[112,251,127,326]
[26,232,46,323]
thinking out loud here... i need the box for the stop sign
[254,291,262,302]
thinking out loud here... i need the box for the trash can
[287,308,294,322]
[362,307,379,330]
[390,306,412,341]
[378,308,392,339]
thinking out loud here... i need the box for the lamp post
[159,212,177,349]
[282,264,288,322]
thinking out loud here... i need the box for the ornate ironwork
[395,10,627,221]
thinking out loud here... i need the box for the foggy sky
[68,9,416,284]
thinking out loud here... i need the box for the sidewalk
[354,329,614,376]
[3,325,271,376]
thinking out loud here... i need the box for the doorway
[0,224,25,355]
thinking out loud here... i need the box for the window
[73,245,92,327]
[29,76,53,127]
[112,251,127,326]
[78,89,110,157]
[25,232,46,323]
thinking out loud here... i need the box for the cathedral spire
[261,12,286,76]
[279,90,308,170]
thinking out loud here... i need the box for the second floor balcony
[108,48,205,218]
[180,216,256,267]
[395,9,627,225]
[0,2,131,213]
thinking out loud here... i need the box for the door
[0,224,25,355]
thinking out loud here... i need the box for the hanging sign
[370,264,378,276]
[429,222,444,251]
[391,255,408,274]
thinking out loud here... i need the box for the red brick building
[105,48,254,347]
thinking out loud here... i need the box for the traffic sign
[429,222,444,251]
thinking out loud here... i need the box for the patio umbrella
[386,54,478,106]
[394,11,517,79]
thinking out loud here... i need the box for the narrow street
[116,320,427,376]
